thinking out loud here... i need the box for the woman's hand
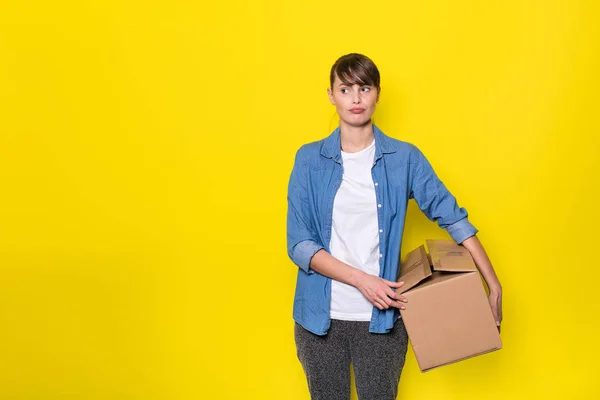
[355,274,408,310]
[488,288,503,333]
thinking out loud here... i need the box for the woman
[286,53,503,400]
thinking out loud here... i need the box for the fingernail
[403,299,408,303]
[401,306,406,310]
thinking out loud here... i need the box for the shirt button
[379,229,383,233]
[374,182,379,186]
[378,204,382,208]
[379,253,383,258]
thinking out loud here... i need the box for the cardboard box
[395,239,502,372]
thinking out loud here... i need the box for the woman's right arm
[309,249,408,310]
[287,146,407,310]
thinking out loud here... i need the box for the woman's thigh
[349,318,409,400]
[294,320,352,400]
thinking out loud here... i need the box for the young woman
[286,53,503,400]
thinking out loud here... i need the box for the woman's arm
[409,145,479,244]
[407,146,503,331]
[461,235,503,332]
[309,249,408,311]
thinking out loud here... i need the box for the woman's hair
[329,53,381,92]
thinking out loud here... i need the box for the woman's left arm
[461,235,503,332]
[408,145,503,332]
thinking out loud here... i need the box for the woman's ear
[327,87,335,105]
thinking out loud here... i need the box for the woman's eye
[341,88,349,94]
[362,87,370,92]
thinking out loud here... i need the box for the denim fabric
[286,124,478,335]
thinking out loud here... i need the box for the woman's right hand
[355,273,408,310]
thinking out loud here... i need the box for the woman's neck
[339,120,375,153]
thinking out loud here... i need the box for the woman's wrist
[348,268,367,288]
[488,282,502,295]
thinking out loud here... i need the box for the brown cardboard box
[395,239,502,372]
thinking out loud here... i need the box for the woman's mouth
[350,108,365,114]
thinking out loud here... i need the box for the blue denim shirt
[286,123,478,335]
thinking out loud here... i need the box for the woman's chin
[341,115,372,127]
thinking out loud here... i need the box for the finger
[384,279,405,288]
[371,298,384,310]
[396,294,408,303]
[384,287,396,298]
[490,305,499,321]
[393,300,406,310]
[385,287,408,303]
[376,298,389,309]
[381,293,406,309]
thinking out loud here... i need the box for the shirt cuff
[293,240,325,274]
[446,218,479,244]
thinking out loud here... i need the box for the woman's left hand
[488,289,503,333]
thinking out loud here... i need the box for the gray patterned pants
[294,318,409,400]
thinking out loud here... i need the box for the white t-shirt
[329,138,381,321]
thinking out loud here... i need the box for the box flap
[395,245,432,294]
[426,239,477,272]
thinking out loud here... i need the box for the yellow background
[1,0,599,398]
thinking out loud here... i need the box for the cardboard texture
[395,239,502,372]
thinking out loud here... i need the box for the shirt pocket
[384,159,410,193]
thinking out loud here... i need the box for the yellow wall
[1,0,598,398]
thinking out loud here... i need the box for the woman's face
[327,73,380,127]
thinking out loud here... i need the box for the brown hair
[329,53,381,92]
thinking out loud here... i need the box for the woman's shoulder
[292,139,328,171]
[292,140,321,163]
[379,134,423,165]
[297,139,323,153]
[386,136,418,153]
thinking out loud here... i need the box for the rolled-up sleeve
[287,147,324,274]
[409,145,479,244]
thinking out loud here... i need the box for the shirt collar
[320,123,397,162]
